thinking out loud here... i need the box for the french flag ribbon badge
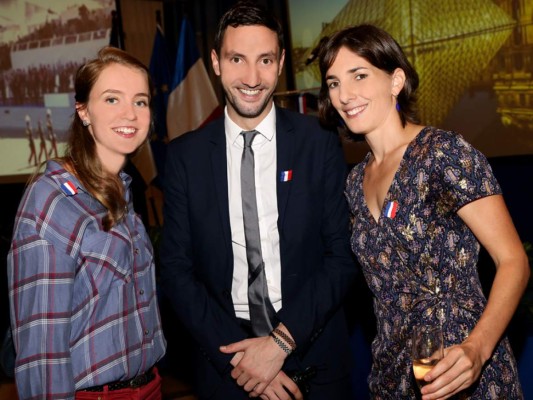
[384,200,398,219]
[280,170,293,182]
[60,181,78,196]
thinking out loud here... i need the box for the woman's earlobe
[76,107,88,124]
[392,68,406,92]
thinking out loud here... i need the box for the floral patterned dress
[346,127,523,399]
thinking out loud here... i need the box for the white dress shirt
[225,105,282,320]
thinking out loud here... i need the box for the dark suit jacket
[160,106,357,397]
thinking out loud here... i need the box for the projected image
[288,0,533,158]
[0,0,115,181]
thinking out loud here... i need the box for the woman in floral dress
[317,24,530,399]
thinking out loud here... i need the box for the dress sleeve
[433,130,502,213]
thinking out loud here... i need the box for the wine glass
[412,325,444,389]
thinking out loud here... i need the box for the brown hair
[64,46,153,230]
[213,0,284,57]
[318,24,419,129]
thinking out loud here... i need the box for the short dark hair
[318,24,420,128]
[213,0,284,56]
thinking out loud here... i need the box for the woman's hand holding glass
[412,325,444,390]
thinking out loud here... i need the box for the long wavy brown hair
[63,46,153,231]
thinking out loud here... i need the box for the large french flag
[167,18,221,140]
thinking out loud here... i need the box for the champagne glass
[412,325,444,389]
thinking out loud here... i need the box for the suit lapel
[208,120,233,257]
[275,108,295,230]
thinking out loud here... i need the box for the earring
[82,120,90,126]
[396,101,401,112]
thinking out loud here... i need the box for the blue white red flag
[385,200,399,219]
[60,181,78,196]
[280,170,293,182]
[167,18,221,140]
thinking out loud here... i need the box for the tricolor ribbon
[384,200,398,219]
[280,170,293,182]
[60,181,78,196]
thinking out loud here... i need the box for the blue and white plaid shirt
[8,160,166,399]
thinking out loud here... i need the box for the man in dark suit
[159,2,357,399]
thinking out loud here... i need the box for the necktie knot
[242,130,259,148]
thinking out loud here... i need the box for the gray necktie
[241,130,276,336]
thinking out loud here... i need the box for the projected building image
[289,0,533,158]
[0,0,115,181]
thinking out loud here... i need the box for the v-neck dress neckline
[360,126,428,225]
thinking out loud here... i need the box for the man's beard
[223,87,274,119]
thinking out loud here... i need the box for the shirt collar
[46,160,132,196]
[224,103,277,145]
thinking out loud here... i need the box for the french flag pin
[280,170,293,182]
[60,181,78,196]
[384,200,398,219]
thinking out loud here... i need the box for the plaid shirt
[8,161,166,399]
